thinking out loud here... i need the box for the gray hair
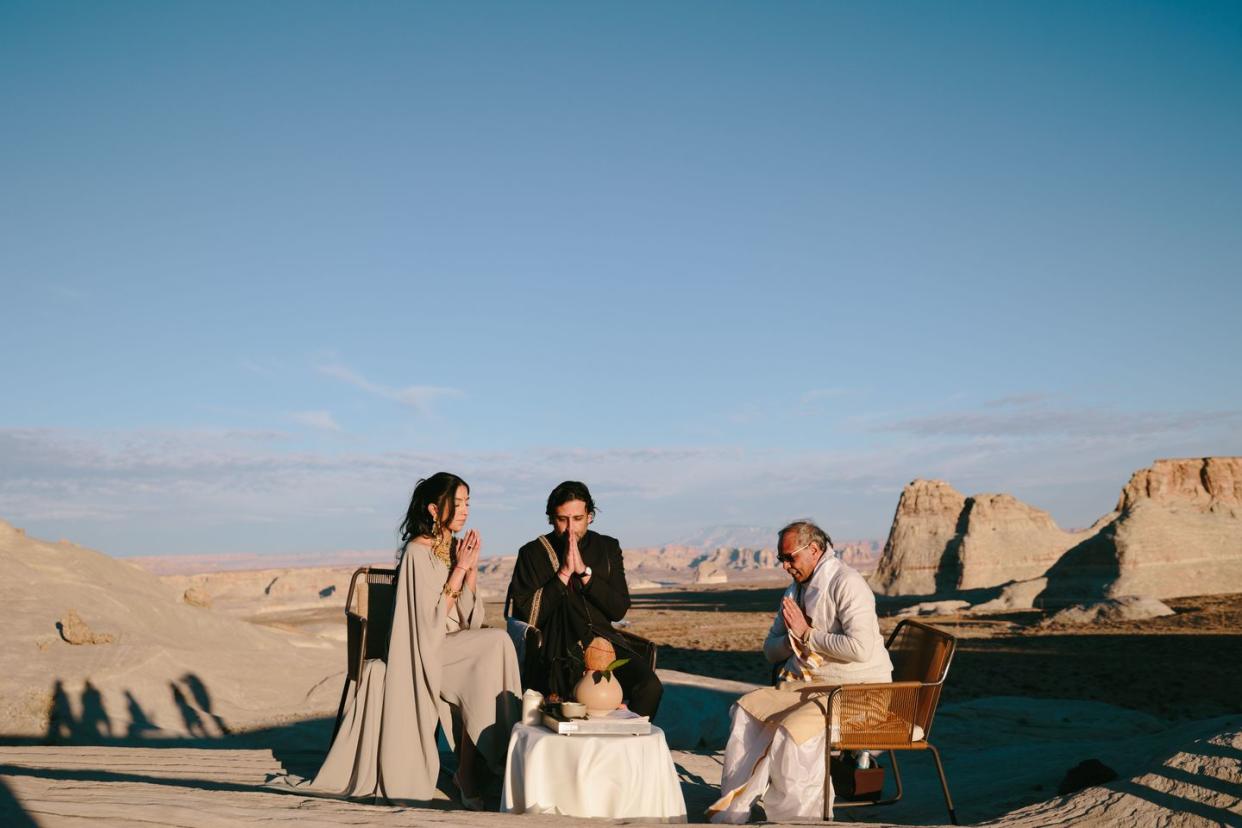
[777,520,834,555]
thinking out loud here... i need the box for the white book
[541,709,652,736]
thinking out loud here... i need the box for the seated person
[506,480,663,717]
[708,520,892,823]
[284,472,520,809]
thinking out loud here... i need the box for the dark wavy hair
[545,480,597,524]
[399,472,469,546]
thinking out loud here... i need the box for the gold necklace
[430,532,454,568]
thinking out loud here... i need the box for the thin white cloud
[316,359,461,414]
[3,411,1238,556]
[983,392,1053,408]
[290,410,342,432]
[239,357,286,376]
[878,405,1242,438]
[800,387,855,403]
[797,387,866,417]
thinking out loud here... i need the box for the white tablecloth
[501,723,687,822]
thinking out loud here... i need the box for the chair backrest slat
[885,619,956,735]
[364,571,398,660]
[342,567,398,679]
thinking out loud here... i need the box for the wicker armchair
[798,619,959,823]
[330,566,398,742]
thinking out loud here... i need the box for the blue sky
[2,1,1240,559]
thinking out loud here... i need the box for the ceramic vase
[573,670,623,716]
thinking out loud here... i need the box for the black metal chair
[330,566,398,742]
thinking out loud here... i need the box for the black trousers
[612,650,663,718]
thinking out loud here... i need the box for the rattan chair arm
[780,679,923,696]
[837,680,924,694]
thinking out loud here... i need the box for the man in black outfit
[506,481,663,718]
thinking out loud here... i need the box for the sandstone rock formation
[58,609,115,645]
[970,577,1048,612]
[955,494,1098,590]
[894,599,971,617]
[876,457,1242,606]
[869,480,966,595]
[871,480,1092,596]
[837,540,881,574]
[1044,596,1174,627]
[182,587,212,608]
[1039,457,1242,603]
[1119,456,1242,510]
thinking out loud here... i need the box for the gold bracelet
[443,582,462,599]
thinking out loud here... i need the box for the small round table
[500,723,688,821]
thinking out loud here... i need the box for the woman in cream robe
[292,472,521,806]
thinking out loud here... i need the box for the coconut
[583,636,616,671]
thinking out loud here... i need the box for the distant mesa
[620,539,880,587]
[871,457,1242,608]
[694,561,729,585]
[675,525,779,550]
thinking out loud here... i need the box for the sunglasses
[776,541,813,565]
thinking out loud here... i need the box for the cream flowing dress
[282,541,521,804]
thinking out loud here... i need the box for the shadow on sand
[9,673,333,780]
[658,645,770,684]
[0,777,37,828]
[47,672,234,743]
[2,674,482,813]
[1034,526,1124,608]
[944,633,1242,720]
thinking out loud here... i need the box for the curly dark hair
[398,472,469,545]
[545,480,597,524]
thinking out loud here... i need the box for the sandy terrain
[2,525,1240,826]
[614,585,1242,723]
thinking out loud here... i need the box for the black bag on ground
[831,751,885,801]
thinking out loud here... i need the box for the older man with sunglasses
[707,520,892,824]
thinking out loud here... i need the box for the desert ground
[620,586,1242,722]
[2,526,1240,827]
